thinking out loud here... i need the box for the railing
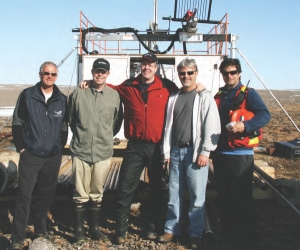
[207,13,228,55]
[78,11,229,56]
[79,11,142,55]
[79,11,106,55]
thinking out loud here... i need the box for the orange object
[184,10,194,21]
[230,108,254,122]
[228,109,263,148]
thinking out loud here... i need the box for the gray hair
[177,58,198,72]
[39,61,58,73]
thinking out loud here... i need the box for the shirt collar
[90,84,109,95]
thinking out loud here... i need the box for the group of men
[9,53,270,250]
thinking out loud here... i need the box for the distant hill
[1,84,299,107]
[0,85,76,107]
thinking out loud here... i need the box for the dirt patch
[255,90,300,180]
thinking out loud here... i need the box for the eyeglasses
[221,70,238,77]
[179,71,194,76]
[43,72,58,77]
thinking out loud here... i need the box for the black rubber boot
[74,202,87,242]
[88,201,109,242]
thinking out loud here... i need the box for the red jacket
[110,74,178,143]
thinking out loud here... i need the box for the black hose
[183,41,187,54]
[253,173,268,191]
[81,27,183,55]
[0,162,8,194]
[0,160,18,194]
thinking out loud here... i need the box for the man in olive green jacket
[68,58,123,242]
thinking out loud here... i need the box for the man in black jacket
[10,61,68,250]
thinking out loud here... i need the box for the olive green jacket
[68,85,123,163]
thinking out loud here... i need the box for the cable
[67,54,78,95]
[0,116,12,132]
[81,27,183,55]
[236,47,300,133]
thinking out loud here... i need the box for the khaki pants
[72,156,111,203]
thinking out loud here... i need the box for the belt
[173,141,192,148]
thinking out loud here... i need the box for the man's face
[178,66,198,88]
[140,60,158,82]
[92,69,110,87]
[39,65,58,87]
[221,65,240,88]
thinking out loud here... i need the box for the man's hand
[164,158,170,167]
[227,121,245,133]
[195,82,206,92]
[197,154,209,167]
[79,81,90,89]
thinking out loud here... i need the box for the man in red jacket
[113,53,178,244]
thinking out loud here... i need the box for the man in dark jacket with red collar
[10,61,68,250]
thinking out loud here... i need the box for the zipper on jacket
[143,104,147,136]
[43,110,48,155]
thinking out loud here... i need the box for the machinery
[67,0,238,139]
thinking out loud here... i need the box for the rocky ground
[0,88,300,250]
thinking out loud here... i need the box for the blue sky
[0,0,299,90]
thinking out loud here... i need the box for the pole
[57,47,77,68]
[154,0,158,26]
[236,48,300,133]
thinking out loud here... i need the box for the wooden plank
[113,140,128,150]
[254,160,275,178]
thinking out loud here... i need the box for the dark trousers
[11,150,62,243]
[115,140,163,235]
[212,153,258,244]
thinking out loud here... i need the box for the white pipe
[154,0,158,26]
[57,47,77,68]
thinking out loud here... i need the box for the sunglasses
[179,71,194,76]
[43,72,58,77]
[221,70,238,76]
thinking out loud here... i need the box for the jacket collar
[220,81,242,93]
[33,82,61,100]
[133,74,163,90]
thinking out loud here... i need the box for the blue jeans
[164,145,208,237]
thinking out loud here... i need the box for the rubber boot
[74,202,87,242]
[88,201,109,242]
